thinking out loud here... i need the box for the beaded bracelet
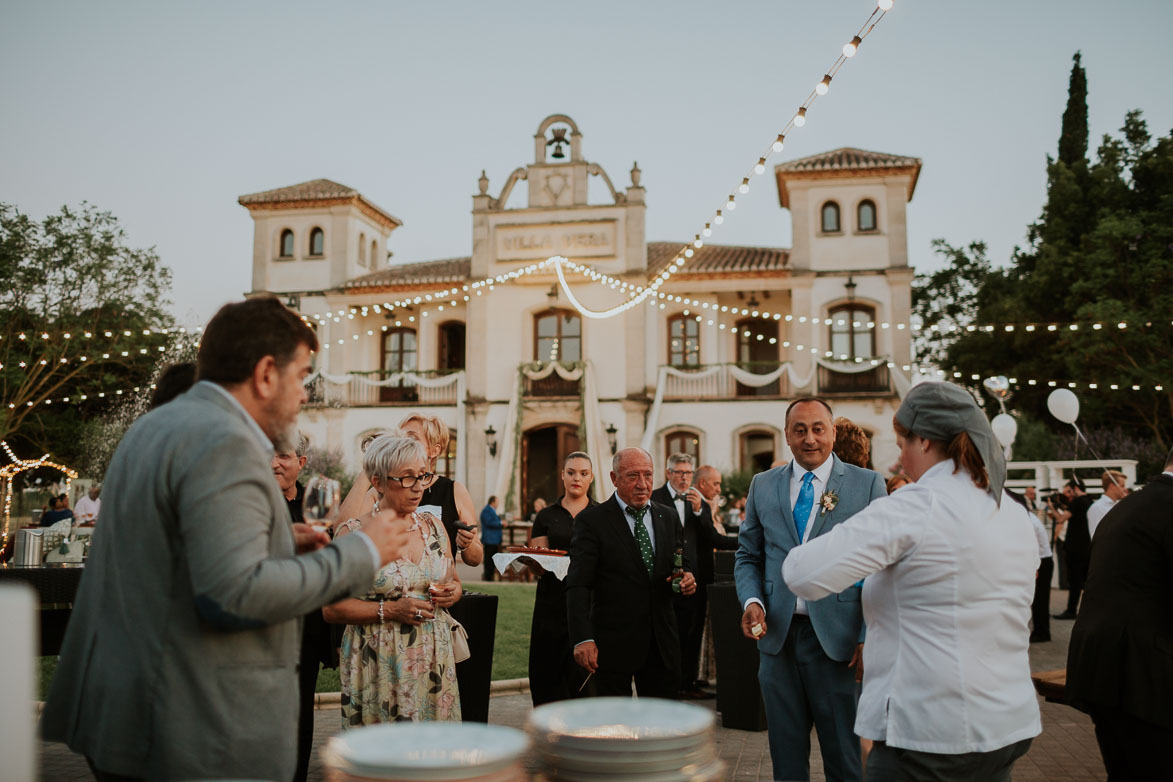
[378,599,385,624]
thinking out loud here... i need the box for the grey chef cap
[894,381,1006,505]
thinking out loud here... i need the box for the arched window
[664,429,700,466]
[534,309,581,363]
[279,229,294,258]
[739,429,777,474]
[438,321,466,370]
[829,304,876,360]
[308,227,324,256]
[736,318,780,396]
[358,233,367,266]
[821,201,841,233]
[667,314,700,367]
[380,327,418,402]
[857,200,877,232]
[370,239,379,268]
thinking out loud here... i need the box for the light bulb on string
[726,196,736,211]
[843,36,861,57]
[738,177,750,194]
[702,224,712,237]
[772,134,785,153]
[878,0,893,9]
[815,74,832,95]
[714,211,724,225]
[794,107,807,127]
[754,157,767,175]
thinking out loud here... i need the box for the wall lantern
[485,425,498,457]
[605,423,618,455]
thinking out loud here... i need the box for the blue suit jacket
[734,455,886,662]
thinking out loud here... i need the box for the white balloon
[1047,388,1080,425]
[991,413,1018,448]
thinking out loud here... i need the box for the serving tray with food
[493,547,572,580]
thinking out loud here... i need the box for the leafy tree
[913,54,1173,454]
[0,203,175,461]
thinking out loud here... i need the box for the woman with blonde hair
[339,414,483,566]
[324,435,462,725]
[783,382,1041,781]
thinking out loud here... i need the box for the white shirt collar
[791,455,835,487]
[614,493,645,515]
[199,380,275,455]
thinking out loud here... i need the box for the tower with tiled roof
[239,178,401,296]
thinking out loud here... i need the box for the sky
[2,0,1171,326]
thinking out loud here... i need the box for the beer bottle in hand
[671,547,685,594]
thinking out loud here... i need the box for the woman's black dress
[421,476,460,558]
[528,497,596,706]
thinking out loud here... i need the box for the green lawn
[39,582,538,698]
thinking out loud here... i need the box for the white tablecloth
[492,552,571,580]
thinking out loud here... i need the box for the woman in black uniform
[528,451,595,705]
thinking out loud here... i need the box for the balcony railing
[660,362,798,400]
[817,364,891,395]
[523,362,584,397]
[305,369,462,407]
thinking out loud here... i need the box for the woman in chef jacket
[783,382,1041,782]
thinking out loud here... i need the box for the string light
[0,442,79,541]
[815,74,832,95]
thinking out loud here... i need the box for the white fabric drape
[492,379,521,508]
[303,369,461,388]
[580,363,612,500]
[519,362,584,382]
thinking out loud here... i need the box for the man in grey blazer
[735,398,886,782]
[41,297,409,782]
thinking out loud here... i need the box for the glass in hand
[428,559,456,611]
[303,474,341,534]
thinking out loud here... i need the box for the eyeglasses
[669,469,694,477]
[386,472,436,489]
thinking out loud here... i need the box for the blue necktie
[794,472,815,542]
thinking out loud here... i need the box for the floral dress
[338,511,461,726]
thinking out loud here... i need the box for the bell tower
[469,114,647,279]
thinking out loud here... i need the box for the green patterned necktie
[627,505,655,576]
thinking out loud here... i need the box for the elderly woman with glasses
[782,382,1041,782]
[324,435,463,725]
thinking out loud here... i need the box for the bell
[546,127,569,160]
[550,142,566,159]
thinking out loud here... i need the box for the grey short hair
[667,452,696,469]
[363,436,428,483]
[612,447,652,474]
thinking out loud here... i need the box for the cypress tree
[1058,51,1088,166]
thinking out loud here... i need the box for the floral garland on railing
[303,369,461,388]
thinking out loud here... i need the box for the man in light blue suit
[735,398,886,782]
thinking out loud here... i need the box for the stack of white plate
[323,722,530,782]
[528,698,725,781]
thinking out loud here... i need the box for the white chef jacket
[782,459,1041,754]
[74,495,101,522]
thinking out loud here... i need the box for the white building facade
[240,115,921,514]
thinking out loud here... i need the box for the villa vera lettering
[497,222,616,260]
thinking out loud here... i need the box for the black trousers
[483,543,499,580]
[1030,557,1053,639]
[1065,549,1089,614]
[866,737,1032,782]
[673,585,707,690]
[592,635,678,700]
[1090,706,1173,781]
[293,650,320,782]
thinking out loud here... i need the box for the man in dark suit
[568,447,697,699]
[1066,449,1173,780]
[652,454,737,699]
[1055,478,1095,619]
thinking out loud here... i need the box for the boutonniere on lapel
[820,490,839,516]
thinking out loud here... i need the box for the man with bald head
[567,447,697,698]
[735,398,886,782]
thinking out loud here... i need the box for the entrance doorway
[522,424,580,517]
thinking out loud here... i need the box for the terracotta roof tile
[238,179,402,228]
[646,242,789,277]
[774,147,922,206]
[344,257,471,290]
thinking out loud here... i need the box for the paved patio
[39,591,1105,781]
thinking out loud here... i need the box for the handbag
[449,615,471,663]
